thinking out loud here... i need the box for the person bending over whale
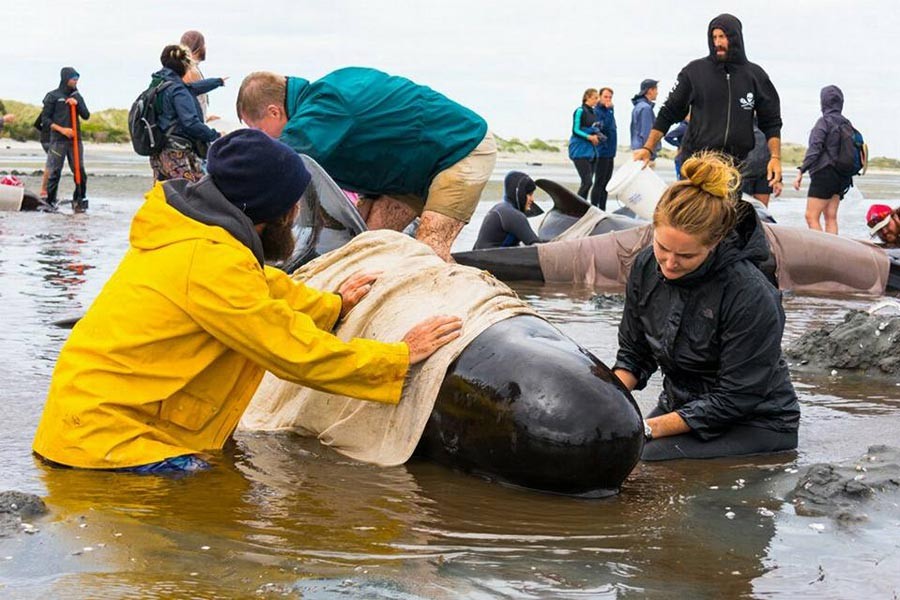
[236,68,496,262]
[32,129,462,473]
[612,152,799,461]
[473,171,544,250]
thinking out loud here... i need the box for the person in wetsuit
[474,171,544,250]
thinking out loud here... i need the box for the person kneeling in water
[613,152,799,461]
[32,129,462,473]
[473,171,544,250]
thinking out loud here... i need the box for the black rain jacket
[653,14,782,161]
[40,67,90,144]
[614,203,800,439]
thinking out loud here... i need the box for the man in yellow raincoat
[33,129,462,473]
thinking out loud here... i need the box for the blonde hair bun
[681,151,739,198]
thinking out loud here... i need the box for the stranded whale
[266,157,644,496]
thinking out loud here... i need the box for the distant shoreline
[3,137,898,177]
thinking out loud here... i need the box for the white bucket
[0,183,25,212]
[605,161,667,220]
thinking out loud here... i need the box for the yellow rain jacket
[33,179,409,469]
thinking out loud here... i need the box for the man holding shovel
[40,67,90,211]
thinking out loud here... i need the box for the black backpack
[829,120,867,178]
[128,80,174,156]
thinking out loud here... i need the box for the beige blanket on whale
[537,222,890,295]
[239,230,538,466]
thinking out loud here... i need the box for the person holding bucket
[612,152,799,461]
[632,14,783,191]
[39,67,90,209]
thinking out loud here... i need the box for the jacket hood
[631,95,653,106]
[707,13,747,64]
[820,85,844,115]
[151,68,184,83]
[131,178,265,267]
[663,201,769,286]
[503,171,543,217]
[59,67,79,91]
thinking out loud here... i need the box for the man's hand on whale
[335,269,463,364]
[403,315,463,364]
[337,270,383,319]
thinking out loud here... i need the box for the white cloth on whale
[550,205,609,242]
[239,230,538,466]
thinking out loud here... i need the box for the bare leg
[805,197,829,231]
[364,196,418,231]
[417,210,464,262]
[40,169,50,197]
[822,195,840,235]
[752,193,770,208]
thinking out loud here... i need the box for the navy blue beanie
[207,128,311,224]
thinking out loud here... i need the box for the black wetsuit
[474,171,542,250]
[474,201,541,249]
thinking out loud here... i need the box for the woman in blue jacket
[149,45,223,182]
[592,87,617,210]
[568,89,601,202]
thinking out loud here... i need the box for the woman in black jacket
[613,152,799,461]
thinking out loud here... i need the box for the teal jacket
[280,68,488,198]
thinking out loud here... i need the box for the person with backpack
[793,85,862,235]
[39,67,90,209]
[148,44,223,182]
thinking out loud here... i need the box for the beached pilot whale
[273,156,644,497]
[452,179,898,295]
[418,314,641,496]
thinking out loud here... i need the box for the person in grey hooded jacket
[614,152,799,461]
[793,85,855,234]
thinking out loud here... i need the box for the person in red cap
[867,204,900,245]
[33,129,462,473]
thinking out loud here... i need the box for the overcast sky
[6,0,897,156]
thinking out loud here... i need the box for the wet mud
[787,445,900,521]
[0,490,47,537]
[786,309,900,374]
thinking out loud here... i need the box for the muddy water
[0,153,898,598]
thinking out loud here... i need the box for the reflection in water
[16,434,791,599]
[34,232,95,300]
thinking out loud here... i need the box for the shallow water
[1,151,899,598]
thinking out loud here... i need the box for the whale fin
[534,178,591,218]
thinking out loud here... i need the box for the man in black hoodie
[40,67,90,209]
[633,14,783,188]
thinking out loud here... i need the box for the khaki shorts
[388,132,497,223]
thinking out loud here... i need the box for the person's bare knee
[417,211,464,262]
[365,196,418,231]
